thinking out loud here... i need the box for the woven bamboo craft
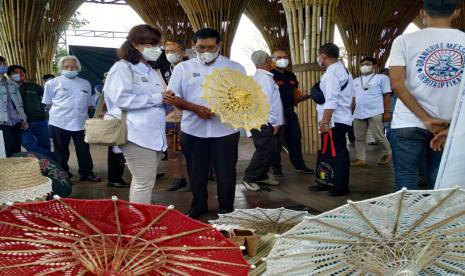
[0,197,251,275]
[202,68,270,130]
[210,207,307,235]
[265,188,465,275]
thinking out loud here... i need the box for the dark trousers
[181,132,240,214]
[243,125,275,182]
[271,112,306,171]
[21,119,52,158]
[108,147,125,182]
[50,125,94,177]
[0,123,22,157]
[325,123,351,194]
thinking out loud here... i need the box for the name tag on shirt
[141,77,149,82]
[193,73,200,78]
[80,89,89,94]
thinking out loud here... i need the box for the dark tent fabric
[69,45,118,90]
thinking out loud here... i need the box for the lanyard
[360,73,376,91]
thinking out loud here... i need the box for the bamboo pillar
[178,0,250,57]
[127,0,194,43]
[36,0,85,84]
[245,0,290,53]
[282,0,339,154]
[0,0,48,82]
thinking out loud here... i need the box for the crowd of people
[0,0,462,219]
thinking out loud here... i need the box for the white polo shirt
[104,60,167,151]
[254,69,284,127]
[167,55,246,138]
[317,61,354,126]
[353,73,391,119]
[42,75,93,131]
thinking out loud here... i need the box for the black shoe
[107,180,130,188]
[80,173,101,182]
[166,179,187,191]
[161,151,168,161]
[309,185,331,192]
[156,173,165,179]
[186,209,208,219]
[295,167,315,174]
[327,191,349,197]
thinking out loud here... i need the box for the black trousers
[108,147,125,182]
[50,125,94,177]
[243,125,275,182]
[181,132,240,214]
[325,123,351,194]
[0,123,22,157]
[271,112,306,171]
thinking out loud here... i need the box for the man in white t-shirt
[389,0,465,191]
[352,57,392,167]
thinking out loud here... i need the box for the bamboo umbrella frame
[282,0,340,154]
[0,0,48,82]
[245,0,290,53]
[336,0,422,75]
[127,0,194,43]
[178,0,250,57]
[36,0,85,84]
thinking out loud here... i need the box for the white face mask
[360,65,374,74]
[142,47,162,61]
[166,53,181,64]
[275,58,289,68]
[196,49,220,64]
[62,70,79,79]
[10,74,21,82]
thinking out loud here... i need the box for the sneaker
[350,159,367,167]
[295,167,315,174]
[256,178,280,186]
[242,180,260,191]
[377,155,392,165]
[273,171,284,178]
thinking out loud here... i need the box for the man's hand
[20,121,28,130]
[319,122,331,134]
[162,91,181,106]
[382,112,392,122]
[193,105,214,120]
[298,94,311,103]
[423,117,449,135]
[430,128,449,152]
[273,126,280,135]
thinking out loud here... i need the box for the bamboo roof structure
[36,0,85,83]
[127,0,194,43]
[178,0,250,57]
[245,0,290,53]
[0,0,49,82]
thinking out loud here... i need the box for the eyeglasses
[194,45,219,52]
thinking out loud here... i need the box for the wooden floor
[68,138,394,220]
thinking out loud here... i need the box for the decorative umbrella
[0,196,251,275]
[264,188,465,275]
[209,207,307,235]
[202,68,270,130]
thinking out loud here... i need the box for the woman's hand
[430,128,449,152]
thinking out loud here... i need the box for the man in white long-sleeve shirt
[242,51,284,191]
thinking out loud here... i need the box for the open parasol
[209,207,307,235]
[265,188,465,275]
[202,68,270,130]
[0,196,250,275]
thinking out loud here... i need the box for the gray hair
[251,50,271,67]
[57,55,82,72]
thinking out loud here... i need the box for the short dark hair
[319,43,339,59]
[424,0,460,18]
[42,74,55,81]
[193,28,222,44]
[118,24,162,65]
[380,68,389,74]
[361,57,378,65]
[7,65,26,76]
[0,56,5,63]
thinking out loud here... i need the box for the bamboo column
[336,0,422,74]
[36,0,85,84]
[0,0,48,82]
[245,0,290,53]
[127,0,194,43]
[178,0,250,57]
[282,0,339,154]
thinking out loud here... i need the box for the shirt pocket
[78,88,90,106]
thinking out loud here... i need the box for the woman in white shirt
[103,24,167,204]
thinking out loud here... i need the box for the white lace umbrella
[209,207,307,235]
[202,68,270,130]
[265,188,465,275]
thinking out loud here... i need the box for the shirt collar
[256,69,274,77]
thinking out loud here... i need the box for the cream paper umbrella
[265,188,465,275]
[202,68,270,130]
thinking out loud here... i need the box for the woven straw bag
[84,111,127,146]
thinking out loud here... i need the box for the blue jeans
[390,127,443,191]
[21,119,52,158]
